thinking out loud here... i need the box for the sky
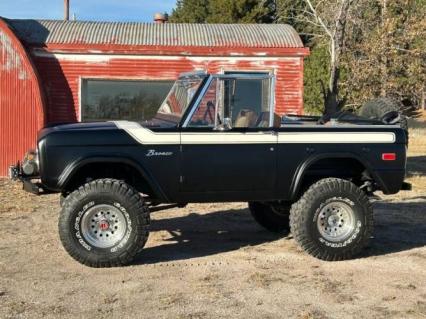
[0,0,177,22]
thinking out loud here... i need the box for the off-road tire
[359,97,399,118]
[59,193,66,207]
[359,97,409,142]
[290,178,373,261]
[249,202,290,233]
[59,179,149,267]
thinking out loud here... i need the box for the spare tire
[359,97,409,143]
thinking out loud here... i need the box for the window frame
[79,76,175,122]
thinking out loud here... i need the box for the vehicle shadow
[364,200,426,257]
[133,207,287,265]
[407,156,426,177]
[133,199,426,265]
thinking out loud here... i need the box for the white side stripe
[113,121,180,145]
[113,121,396,145]
[278,132,395,144]
[181,132,277,144]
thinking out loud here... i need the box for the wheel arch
[57,156,168,201]
[289,152,382,200]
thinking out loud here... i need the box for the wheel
[359,97,409,143]
[58,179,149,267]
[59,193,67,207]
[249,201,291,233]
[290,178,373,261]
[359,97,399,119]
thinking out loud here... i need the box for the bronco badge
[146,149,173,157]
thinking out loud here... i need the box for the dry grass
[406,117,426,190]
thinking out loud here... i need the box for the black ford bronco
[10,72,411,267]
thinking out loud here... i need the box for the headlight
[22,149,39,176]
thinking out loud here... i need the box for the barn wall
[32,52,304,124]
[0,20,45,177]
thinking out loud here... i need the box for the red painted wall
[32,53,304,124]
[0,19,45,177]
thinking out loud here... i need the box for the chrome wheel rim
[317,201,355,242]
[81,204,127,249]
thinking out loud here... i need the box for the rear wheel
[59,179,149,267]
[249,201,290,233]
[290,178,373,261]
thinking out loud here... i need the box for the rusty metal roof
[6,19,304,48]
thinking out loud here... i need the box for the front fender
[57,156,169,202]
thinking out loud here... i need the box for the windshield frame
[155,72,208,127]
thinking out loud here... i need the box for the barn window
[81,79,174,122]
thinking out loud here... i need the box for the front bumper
[9,164,43,195]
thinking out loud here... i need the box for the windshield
[156,74,205,125]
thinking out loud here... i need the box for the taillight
[382,153,396,161]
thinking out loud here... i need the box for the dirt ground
[1,121,425,319]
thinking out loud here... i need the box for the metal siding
[8,20,304,48]
[32,54,303,124]
[0,20,45,176]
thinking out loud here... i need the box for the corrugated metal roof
[6,19,304,48]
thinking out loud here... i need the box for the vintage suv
[10,72,411,267]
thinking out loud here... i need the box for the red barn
[0,17,309,176]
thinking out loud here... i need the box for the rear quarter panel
[275,125,407,199]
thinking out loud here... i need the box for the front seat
[234,109,258,128]
[256,112,282,128]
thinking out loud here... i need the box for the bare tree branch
[305,0,333,38]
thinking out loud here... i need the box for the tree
[170,0,275,23]
[296,0,356,116]
[303,45,330,114]
[206,0,275,23]
[342,0,426,112]
[169,0,210,23]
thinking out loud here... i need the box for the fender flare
[57,156,169,201]
[289,152,384,200]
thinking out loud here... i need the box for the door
[179,75,277,201]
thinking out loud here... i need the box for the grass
[406,115,426,191]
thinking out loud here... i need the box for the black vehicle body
[11,72,410,205]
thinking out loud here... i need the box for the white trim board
[32,50,298,63]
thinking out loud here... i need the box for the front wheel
[58,179,150,267]
[290,178,373,261]
[249,201,291,233]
